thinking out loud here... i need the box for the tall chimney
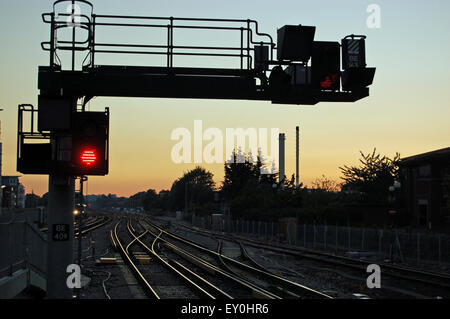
[279,133,285,189]
[296,126,299,188]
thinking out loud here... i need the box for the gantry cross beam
[38,65,369,105]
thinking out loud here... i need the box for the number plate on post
[52,224,70,241]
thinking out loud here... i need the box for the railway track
[130,218,279,299]
[140,218,332,299]
[126,218,235,299]
[110,219,160,299]
[171,220,450,298]
[111,217,266,299]
[40,215,111,237]
[75,216,111,237]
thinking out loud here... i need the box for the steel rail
[177,221,450,291]
[75,216,110,237]
[230,233,450,289]
[162,240,279,299]
[216,236,305,298]
[133,219,279,299]
[112,220,160,299]
[141,219,329,299]
[125,218,226,299]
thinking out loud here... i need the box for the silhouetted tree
[311,174,342,192]
[142,189,158,210]
[222,148,276,199]
[170,166,216,213]
[221,149,283,220]
[339,148,400,204]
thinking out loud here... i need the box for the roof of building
[400,147,450,166]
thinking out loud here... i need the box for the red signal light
[320,73,339,89]
[80,149,97,166]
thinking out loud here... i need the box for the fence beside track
[190,216,450,267]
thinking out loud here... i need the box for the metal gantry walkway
[38,0,372,105]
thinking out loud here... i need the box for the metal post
[246,20,250,69]
[295,223,298,245]
[50,13,55,67]
[378,230,383,258]
[361,228,365,251]
[258,221,261,238]
[335,223,338,254]
[304,224,306,247]
[348,226,351,251]
[167,24,171,68]
[240,28,243,69]
[417,233,420,265]
[8,224,12,275]
[286,223,291,244]
[313,222,316,248]
[438,234,442,266]
[91,15,96,67]
[71,1,76,71]
[169,17,174,68]
[47,174,75,299]
[265,222,267,240]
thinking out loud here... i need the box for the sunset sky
[0,0,449,197]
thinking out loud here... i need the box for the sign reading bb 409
[52,224,70,241]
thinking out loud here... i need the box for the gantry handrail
[41,1,276,71]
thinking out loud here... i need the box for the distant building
[400,147,450,231]
[2,176,26,209]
